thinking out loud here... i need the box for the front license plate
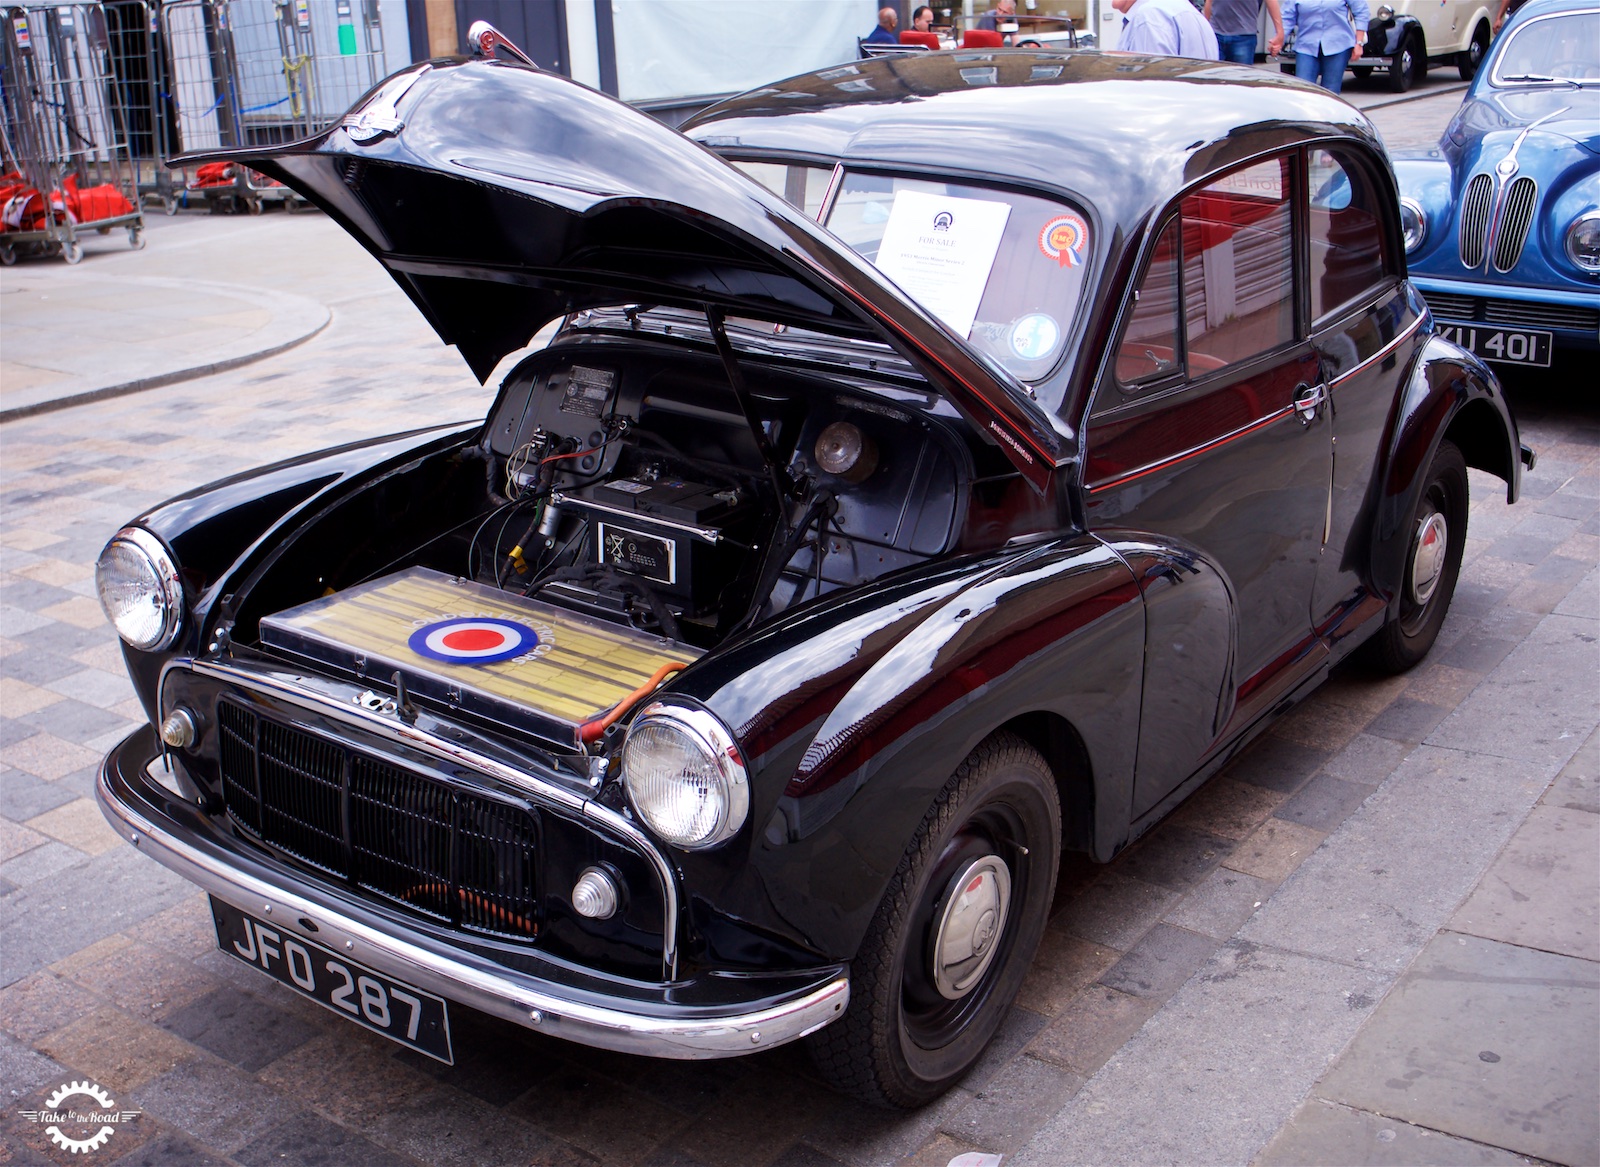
[210,898,453,1063]
[1435,322,1553,367]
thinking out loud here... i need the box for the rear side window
[1307,148,1397,321]
[1115,156,1296,391]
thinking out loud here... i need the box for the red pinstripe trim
[1328,312,1425,390]
[1086,404,1295,494]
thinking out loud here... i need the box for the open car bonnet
[189,59,1067,490]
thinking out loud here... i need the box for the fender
[1373,332,1521,612]
[119,423,479,715]
[670,535,1143,962]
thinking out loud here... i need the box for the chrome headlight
[95,527,183,651]
[1399,197,1427,254]
[1565,210,1600,274]
[621,702,748,850]
[1377,4,1394,19]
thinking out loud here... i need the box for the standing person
[913,5,936,32]
[1205,0,1285,62]
[865,7,899,44]
[1492,0,1527,33]
[1282,0,1369,93]
[1114,0,1223,57]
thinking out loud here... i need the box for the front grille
[218,700,540,938]
[1459,173,1493,268]
[1493,177,1537,273]
[1426,290,1600,334]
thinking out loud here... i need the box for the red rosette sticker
[1038,213,1089,268]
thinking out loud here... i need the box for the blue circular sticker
[1010,314,1060,361]
[408,617,539,665]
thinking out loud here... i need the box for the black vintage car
[95,41,1532,1108]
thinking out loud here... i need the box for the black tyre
[1388,35,1418,92]
[808,732,1060,1108]
[1351,65,1374,81]
[1365,440,1468,673]
[1458,21,1489,79]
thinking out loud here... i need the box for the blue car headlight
[1565,211,1600,275]
[1399,197,1427,254]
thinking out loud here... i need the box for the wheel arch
[996,710,1096,855]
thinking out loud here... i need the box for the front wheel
[1458,21,1489,78]
[808,733,1060,1108]
[1388,35,1418,92]
[1365,440,1468,673]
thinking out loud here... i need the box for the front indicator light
[1565,210,1600,274]
[95,527,183,651]
[572,868,620,919]
[160,708,198,749]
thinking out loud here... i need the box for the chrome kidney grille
[1459,173,1494,269]
[1492,177,1537,273]
[217,700,540,938]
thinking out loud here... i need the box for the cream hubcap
[931,855,1011,1000]
[1410,511,1448,605]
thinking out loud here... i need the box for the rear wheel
[1365,440,1468,673]
[808,733,1060,1108]
[1388,34,1419,91]
[1458,21,1489,78]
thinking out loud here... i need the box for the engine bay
[468,324,977,650]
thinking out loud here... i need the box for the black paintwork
[104,54,1528,995]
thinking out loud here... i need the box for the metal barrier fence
[1,2,145,263]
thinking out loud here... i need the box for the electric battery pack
[258,568,697,743]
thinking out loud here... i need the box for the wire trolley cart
[162,0,388,213]
[1,2,145,263]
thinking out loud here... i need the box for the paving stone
[1240,746,1552,974]
[0,1031,67,1099]
[896,1133,986,1167]
[66,940,220,1023]
[1098,923,1218,999]
[1220,736,1330,794]
[234,1111,421,1167]
[36,1005,196,1094]
[1026,984,1161,1076]
[131,1058,305,1155]
[768,1145,850,1167]
[15,698,133,746]
[1223,818,1326,883]
[1315,932,1599,1167]
[939,1055,1084,1154]
[1162,867,1275,940]
[1014,928,1119,1017]
[505,1063,692,1166]
[0,970,103,1044]
[1484,533,1561,565]
[257,1031,441,1130]
[1,579,79,613]
[1449,803,1598,962]
[1402,662,1486,709]
[1321,732,1411,786]
[1544,725,1598,814]
[0,770,76,821]
[1166,777,1286,841]
[25,797,120,856]
[103,1128,231,1167]
[1112,824,1232,891]
[800,1084,973,1167]
[0,650,82,686]
[1053,870,1179,950]
[0,678,65,717]
[1275,773,1376,833]
[3,1074,160,1165]
[41,668,134,711]
[159,987,319,1072]
[4,731,103,781]
[1257,1098,1537,1166]
[1262,698,1371,752]
[661,1070,837,1167]
[0,817,48,863]
[1365,697,1453,744]
[1528,553,1592,585]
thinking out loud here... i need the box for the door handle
[1293,383,1327,424]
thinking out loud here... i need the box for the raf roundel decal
[1037,213,1089,268]
[408,617,538,665]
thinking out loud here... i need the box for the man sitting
[865,7,899,44]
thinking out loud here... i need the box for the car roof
[684,50,1385,234]
[1508,0,1597,17]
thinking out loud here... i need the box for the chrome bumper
[97,728,849,1060]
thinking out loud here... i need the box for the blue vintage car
[1393,0,1600,368]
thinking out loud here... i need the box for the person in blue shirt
[865,7,899,44]
[1283,0,1370,93]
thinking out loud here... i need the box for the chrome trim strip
[98,761,849,1059]
[1088,402,1296,493]
[555,491,722,543]
[160,657,683,979]
[1328,311,1426,390]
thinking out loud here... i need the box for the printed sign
[873,190,1012,338]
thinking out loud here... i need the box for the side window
[1180,158,1295,374]
[1307,148,1396,321]
[1112,156,1296,399]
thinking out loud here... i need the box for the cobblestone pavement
[1,78,1596,1167]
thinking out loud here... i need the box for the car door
[1082,153,1334,820]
